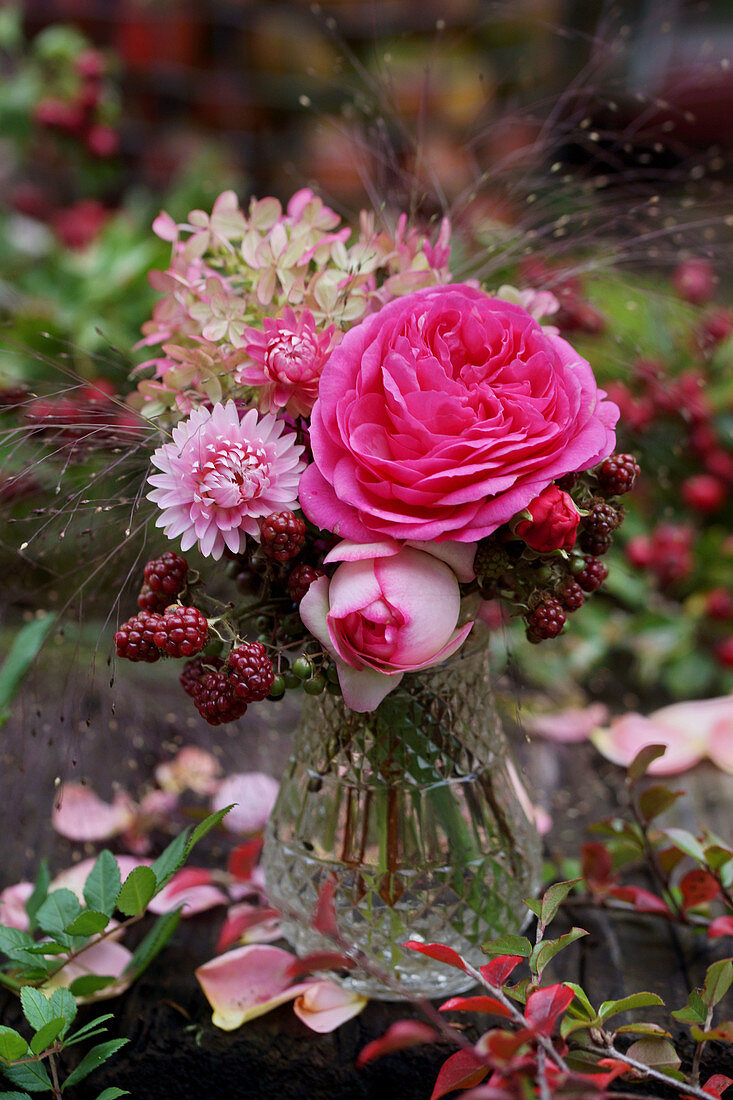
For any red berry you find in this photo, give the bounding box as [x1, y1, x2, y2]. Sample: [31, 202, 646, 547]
[143, 551, 188, 597]
[180, 655, 223, 696]
[153, 606, 208, 658]
[576, 557, 608, 593]
[714, 637, 733, 669]
[75, 49, 106, 82]
[33, 97, 84, 134]
[673, 258, 716, 304]
[598, 453, 640, 497]
[258, 511, 306, 563]
[697, 308, 733, 354]
[192, 671, 248, 725]
[705, 589, 733, 621]
[137, 581, 169, 614]
[526, 598, 566, 641]
[85, 125, 119, 159]
[559, 581, 585, 611]
[114, 611, 165, 662]
[228, 642, 275, 702]
[682, 474, 726, 513]
[288, 563, 324, 603]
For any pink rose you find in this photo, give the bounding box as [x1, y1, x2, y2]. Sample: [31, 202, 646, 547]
[300, 543, 473, 711]
[299, 284, 618, 543]
[514, 485, 579, 552]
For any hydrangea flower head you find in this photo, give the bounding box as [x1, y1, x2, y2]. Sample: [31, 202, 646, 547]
[236, 309, 338, 417]
[148, 401, 305, 559]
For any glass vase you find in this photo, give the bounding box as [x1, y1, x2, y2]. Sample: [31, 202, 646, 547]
[262, 641, 541, 999]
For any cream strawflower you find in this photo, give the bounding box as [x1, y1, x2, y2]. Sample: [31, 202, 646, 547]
[147, 400, 305, 559]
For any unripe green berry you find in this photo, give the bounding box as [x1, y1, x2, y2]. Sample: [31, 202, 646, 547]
[303, 675, 326, 695]
[268, 674, 286, 699]
[293, 655, 314, 680]
[283, 671, 301, 690]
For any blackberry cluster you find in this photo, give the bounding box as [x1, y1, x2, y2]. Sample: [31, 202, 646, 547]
[153, 607, 209, 658]
[138, 552, 189, 612]
[575, 557, 608, 592]
[598, 453, 640, 497]
[578, 501, 623, 557]
[180, 655, 223, 697]
[526, 598, 566, 641]
[228, 642, 275, 702]
[114, 611, 164, 663]
[559, 581, 585, 611]
[259, 511, 307, 563]
[288, 563, 324, 604]
[192, 670, 249, 726]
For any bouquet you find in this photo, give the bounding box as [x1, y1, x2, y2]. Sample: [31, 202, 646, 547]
[113, 188, 636, 723]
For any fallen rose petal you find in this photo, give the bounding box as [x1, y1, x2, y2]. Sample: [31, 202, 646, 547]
[52, 855, 145, 900]
[42, 937, 133, 1001]
[196, 944, 312, 1030]
[155, 745, 222, 795]
[592, 714, 706, 775]
[215, 903, 282, 953]
[527, 703, 609, 743]
[52, 783, 135, 841]
[708, 715, 733, 774]
[148, 868, 228, 916]
[212, 773, 280, 834]
[0, 882, 33, 931]
[293, 980, 367, 1032]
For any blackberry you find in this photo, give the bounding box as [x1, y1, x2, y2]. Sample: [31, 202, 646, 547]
[598, 454, 640, 497]
[137, 581, 170, 614]
[576, 557, 608, 593]
[555, 472, 578, 493]
[143, 551, 188, 597]
[192, 671, 248, 725]
[228, 642, 275, 702]
[579, 502, 621, 556]
[258, 511, 306, 563]
[579, 530, 613, 556]
[559, 581, 585, 611]
[288, 564, 324, 603]
[114, 611, 164, 663]
[153, 606, 209, 658]
[525, 598, 566, 641]
[180, 655, 223, 697]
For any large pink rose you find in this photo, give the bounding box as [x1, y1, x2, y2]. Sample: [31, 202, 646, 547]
[299, 284, 618, 543]
[300, 543, 473, 711]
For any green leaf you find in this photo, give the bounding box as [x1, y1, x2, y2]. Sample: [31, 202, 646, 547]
[186, 806, 232, 856]
[481, 934, 532, 958]
[95, 1090, 129, 1099]
[690, 1022, 733, 1042]
[47, 990, 76, 1033]
[615, 1023, 672, 1038]
[638, 785, 684, 823]
[0, 615, 55, 722]
[671, 989, 707, 1024]
[29, 1018, 66, 1055]
[701, 958, 733, 1008]
[61, 1039, 128, 1090]
[625, 1036, 681, 1072]
[628, 744, 667, 783]
[524, 898, 542, 918]
[563, 983, 596, 1019]
[539, 880, 581, 929]
[1, 1059, 53, 1093]
[65, 911, 109, 937]
[25, 862, 50, 930]
[0, 1028, 28, 1063]
[64, 1015, 114, 1047]
[531, 927, 588, 977]
[116, 867, 156, 917]
[68, 975, 116, 998]
[598, 992, 665, 1022]
[0, 1091, 33, 1099]
[123, 909, 181, 979]
[83, 852, 121, 919]
[19, 988, 55, 1032]
[35, 890, 82, 942]
[663, 829, 706, 863]
[149, 831, 190, 894]
[0, 928, 41, 968]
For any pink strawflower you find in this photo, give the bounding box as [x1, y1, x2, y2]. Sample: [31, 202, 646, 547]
[236, 309, 338, 417]
[148, 401, 305, 559]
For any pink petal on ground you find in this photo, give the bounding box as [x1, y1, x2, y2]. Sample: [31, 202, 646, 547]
[212, 773, 280, 834]
[592, 713, 707, 775]
[147, 868, 228, 916]
[215, 903, 282, 953]
[52, 783, 135, 842]
[51, 855, 145, 900]
[707, 714, 733, 774]
[292, 980, 367, 1033]
[43, 938, 133, 1001]
[195, 944, 312, 1030]
[155, 746, 222, 795]
[527, 703, 610, 744]
[0, 883, 33, 931]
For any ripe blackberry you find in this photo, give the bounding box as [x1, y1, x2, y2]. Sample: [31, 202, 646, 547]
[228, 642, 275, 702]
[192, 671, 248, 725]
[143, 551, 188, 597]
[555, 472, 578, 493]
[579, 502, 621, 555]
[114, 611, 164, 663]
[137, 581, 170, 614]
[288, 564, 324, 603]
[180, 655, 223, 697]
[525, 598, 566, 641]
[258, 511, 307, 563]
[559, 581, 585, 611]
[576, 557, 608, 593]
[598, 454, 640, 497]
[153, 606, 209, 658]
[579, 530, 613, 556]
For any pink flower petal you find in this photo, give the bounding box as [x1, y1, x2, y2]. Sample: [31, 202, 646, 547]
[51, 855, 145, 900]
[52, 783, 135, 842]
[708, 714, 733, 773]
[527, 703, 609, 744]
[292, 980, 367, 1033]
[155, 746, 222, 795]
[43, 939, 133, 1001]
[212, 773, 280, 834]
[147, 868, 228, 916]
[0, 883, 33, 931]
[196, 944, 312, 1030]
[592, 714, 706, 775]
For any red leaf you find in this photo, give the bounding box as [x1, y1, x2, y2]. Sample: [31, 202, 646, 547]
[680, 869, 720, 910]
[479, 955, 523, 987]
[356, 1020, 438, 1067]
[577, 1058, 631, 1086]
[608, 885, 671, 915]
[403, 941, 467, 971]
[227, 837, 263, 881]
[476, 1027, 531, 1063]
[430, 1049, 488, 1100]
[702, 1075, 733, 1099]
[709, 916, 733, 940]
[286, 951, 355, 978]
[312, 877, 338, 937]
[581, 841, 614, 891]
[439, 995, 511, 1018]
[525, 984, 575, 1035]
